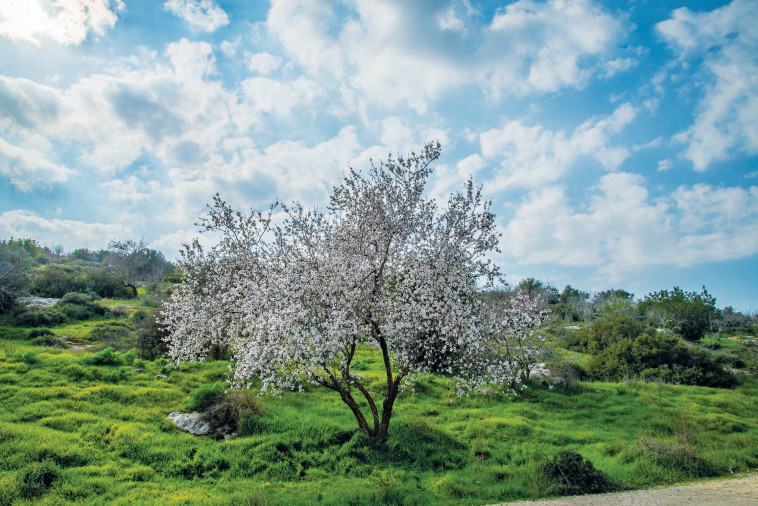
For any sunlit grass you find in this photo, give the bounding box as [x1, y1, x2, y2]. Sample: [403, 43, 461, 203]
[0, 327, 756, 504]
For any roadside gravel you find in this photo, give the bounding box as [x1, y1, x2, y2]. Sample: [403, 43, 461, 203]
[502, 472, 758, 505]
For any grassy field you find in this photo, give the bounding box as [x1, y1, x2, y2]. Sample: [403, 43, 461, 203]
[0, 320, 756, 505]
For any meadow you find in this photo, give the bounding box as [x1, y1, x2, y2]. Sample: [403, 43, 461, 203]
[0, 311, 756, 505]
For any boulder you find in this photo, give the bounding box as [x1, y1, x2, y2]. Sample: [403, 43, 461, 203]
[549, 377, 568, 389]
[167, 411, 211, 435]
[531, 363, 552, 378]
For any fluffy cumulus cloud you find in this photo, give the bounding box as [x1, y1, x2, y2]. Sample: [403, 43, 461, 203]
[657, 0, 758, 170]
[501, 176, 758, 282]
[266, 0, 627, 111]
[0, 210, 131, 250]
[0, 0, 123, 46]
[164, 0, 229, 33]
[480, 103, 636, 191]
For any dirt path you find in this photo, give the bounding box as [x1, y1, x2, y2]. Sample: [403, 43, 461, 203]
[502, 472, 758, 505]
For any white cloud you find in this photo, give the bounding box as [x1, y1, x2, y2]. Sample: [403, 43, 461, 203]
[480, 103, 636, 191]
[266, 0, 627, 112]
[501, 176, 758, 282]
[246, 52, 282, 75]
[0, 210, 131, 250]
[0, 0, 123, 46]
[164, 0, 229, 33]
[0, 138, 74, 190]
[657, 0, 758, 170]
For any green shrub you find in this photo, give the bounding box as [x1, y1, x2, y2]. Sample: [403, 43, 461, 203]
[31, 265, 87, 298]
[56, 292, 107, 321]
[540, 451, 616, 496]
[82, 347, 122, 366]
[27, 328, 54, 339]
[575, 316, 737, 388]
[135, 313, 169, 360]
[185, 382, 226, 412]
[202, 390, 264, 435]
[89, 321, 135, 349]
[32, 334, 69, 348]
[12, 307, 67, 327]
[20, 461, 61, 498]
[639, 287, 719, 341]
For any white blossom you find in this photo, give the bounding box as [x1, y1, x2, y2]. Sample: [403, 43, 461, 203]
[162, 142, 529, 443]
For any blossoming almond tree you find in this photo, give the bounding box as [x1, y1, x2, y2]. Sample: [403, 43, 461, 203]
[493, 290, 550, 388]
[163, 142, 510, 444]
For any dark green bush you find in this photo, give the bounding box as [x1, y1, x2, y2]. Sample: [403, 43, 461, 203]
[202, 390, 264, 435]
[32, 334, 68, 348]
[31, 266, 87, 298]
[540, 451, 616, 496]
[27, 327, 54, 339]
[89, 321, 135, 349]
[82, 347, 122, 366]
[639, 287, 719, 341]
[185, 382, 227, 412]
[12, 307, 67, 327]
[20, 461, 61, 498]
[55, 292, 107, 321]
[574, 317, 737, 388]
[135, 312, 169, 360]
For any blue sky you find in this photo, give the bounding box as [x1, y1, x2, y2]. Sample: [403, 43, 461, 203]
[1, 0, 756, 310]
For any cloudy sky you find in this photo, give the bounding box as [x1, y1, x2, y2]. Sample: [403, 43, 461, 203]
[1, 0, 757, 309]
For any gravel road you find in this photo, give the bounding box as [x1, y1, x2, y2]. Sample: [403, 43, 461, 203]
[502, 472, 758, 505]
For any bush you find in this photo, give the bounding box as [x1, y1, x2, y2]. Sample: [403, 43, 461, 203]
[136, 314, 169, 360]
[12, 307, 67, 327]
[82, 347, 122, 366]
[27, 328, 54, 340]
[540, 451, 616, 496]
[202, 390, 264, 435]
[32, 334, 68, 348]
[185, 382, 227, 412]
[574, 317, 737, 388]
[639, 287, 719, 341]
[20, 461, 61, 498]
[89, 322, 135, 349]
[56, 292, 107, 321]
[31, 266, 87, 298]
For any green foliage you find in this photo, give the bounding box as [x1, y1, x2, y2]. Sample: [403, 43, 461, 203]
[574, 317, 738, 387]
[20, 461, 61, 498]
[82, 347, 123, 366]
[56, 292, 108, 321]
[12, 307, 67, 327]
[540, 451, 616, 496]
[185, 382, 227, 412]
[89, 321, 135, 349]
[27, 327, 54, 340]
[135, 312, 169, 360]
[31, 265, 88, 298]
[640, 286, 719, 341]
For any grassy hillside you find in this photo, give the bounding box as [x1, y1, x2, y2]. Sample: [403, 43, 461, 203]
[0, 321, 756, 505]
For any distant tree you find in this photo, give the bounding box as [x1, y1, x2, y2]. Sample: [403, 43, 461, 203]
[163, 143, 512, 444]
[591, 289, 633, 308]
[555, 285, 591, 322]
[517, 278, 559, 304]
[0, 247, 28, 312]
[106, 239, 171, 297]
[640, 287, 719, 341]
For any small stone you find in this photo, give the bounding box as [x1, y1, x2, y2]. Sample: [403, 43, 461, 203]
[155, 374, 168, 379]
[167, 411, 211, 435]
[134, 368, 145, 372]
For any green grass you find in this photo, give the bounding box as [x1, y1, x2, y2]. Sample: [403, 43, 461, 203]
[0, 328, 756, 504]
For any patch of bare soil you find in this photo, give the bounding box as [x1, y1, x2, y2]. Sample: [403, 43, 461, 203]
[501, 472, 758, 505]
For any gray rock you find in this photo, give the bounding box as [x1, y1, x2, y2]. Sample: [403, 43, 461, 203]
[155, 374, 168, 379]
[17, 297, 60, 307]
[531, 362, 552, 378]
[549, 377, 567, 389]
[167, 411, 211, 435]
